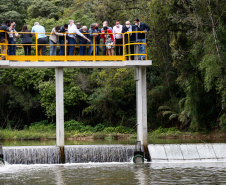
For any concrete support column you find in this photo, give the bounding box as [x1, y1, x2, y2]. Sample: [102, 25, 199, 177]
[135, 66, 149, 161]
[55, 67, 64, 147]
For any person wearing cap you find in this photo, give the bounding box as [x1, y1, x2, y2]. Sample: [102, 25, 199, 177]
[31, 22, 47, 55]
[68, 20, 90, 55]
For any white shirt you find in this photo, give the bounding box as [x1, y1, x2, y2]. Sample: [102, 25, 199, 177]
[68, 24, 83, 38]
[113, 25, 122, 39]
[8, 29, 18, 41]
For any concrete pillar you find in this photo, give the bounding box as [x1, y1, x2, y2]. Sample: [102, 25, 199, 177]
[135, 66, 149, 161]
[55, 67, 64, 147]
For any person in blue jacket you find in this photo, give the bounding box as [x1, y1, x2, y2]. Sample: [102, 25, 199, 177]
[133, 18, 150, 60]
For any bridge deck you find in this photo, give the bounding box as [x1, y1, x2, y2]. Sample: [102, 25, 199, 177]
[0, 60, 152, 68]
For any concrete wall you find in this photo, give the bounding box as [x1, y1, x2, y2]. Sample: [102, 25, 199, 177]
[149, 144, 226, 162]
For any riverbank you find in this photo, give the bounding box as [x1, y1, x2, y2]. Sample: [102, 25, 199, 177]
[0, 128, 226, 142]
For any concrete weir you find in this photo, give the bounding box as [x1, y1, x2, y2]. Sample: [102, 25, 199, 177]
[3, 145, 135, 164]
[149, 144, 226, 162]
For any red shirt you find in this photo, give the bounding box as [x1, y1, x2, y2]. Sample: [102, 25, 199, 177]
[101, 29, 115, 44]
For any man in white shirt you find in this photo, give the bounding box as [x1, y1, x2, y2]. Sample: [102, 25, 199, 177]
[68, 20, 90, 55]
[113, 20, 123, 55]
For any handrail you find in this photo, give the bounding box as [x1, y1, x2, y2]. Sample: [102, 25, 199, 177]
[0, 30, 147, 61]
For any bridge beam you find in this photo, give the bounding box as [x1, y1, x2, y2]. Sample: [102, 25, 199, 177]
[135, 66, 150, 161]
[55, 67, 64, 147]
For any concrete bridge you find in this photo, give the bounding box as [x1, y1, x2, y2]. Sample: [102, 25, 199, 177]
[0, 59, 152, 161]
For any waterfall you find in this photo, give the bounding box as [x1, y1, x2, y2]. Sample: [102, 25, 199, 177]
[3, 145, 134, 164]
[148, 144, 226, 162]
[3, 146, 60, 164]
[65, 145, 134, 163]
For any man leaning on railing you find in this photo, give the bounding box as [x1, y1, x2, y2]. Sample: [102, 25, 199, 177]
[0, 20, 14, 60]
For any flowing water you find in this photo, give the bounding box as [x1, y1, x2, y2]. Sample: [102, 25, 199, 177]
[1, 162, 226, 184]
[1, 139, 226, 184]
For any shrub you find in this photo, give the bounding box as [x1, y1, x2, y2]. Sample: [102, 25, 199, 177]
[94, 124, 105, 132]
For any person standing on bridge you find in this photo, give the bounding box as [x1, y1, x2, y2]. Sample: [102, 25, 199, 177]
[88, 23, 99, 55]
[113, 20, 123, 56]
[133, 18, 150, 60]
[58, 24, 68, 56]
[122, 21, 135, 60]
[8, 21, 18, 56]
[0, 20, 14, 60]
[101, 21, 113, 55]
[31, 22, 47, 55]
[101, 26, 114, 56]
[68, 20, 90, 55]
[49, 26, 65, 56]
[76, 26, 89, 55]
[21, 25, 33, 55]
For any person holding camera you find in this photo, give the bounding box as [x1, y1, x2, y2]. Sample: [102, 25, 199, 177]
[8, 21, 18, 55]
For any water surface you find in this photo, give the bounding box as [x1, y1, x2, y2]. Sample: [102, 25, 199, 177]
[0, 162, 226, 184]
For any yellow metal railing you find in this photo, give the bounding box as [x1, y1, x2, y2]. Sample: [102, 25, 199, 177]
[0, 30, 147, 61]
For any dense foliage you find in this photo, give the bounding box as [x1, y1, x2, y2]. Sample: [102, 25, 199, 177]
[0, 0, 225, 132]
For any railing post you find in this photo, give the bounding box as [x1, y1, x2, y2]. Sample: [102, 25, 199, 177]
[36, 33, 38, 61]
[5, 31, 7, 60]
[122, 33, 125, 61]
[128, 33, 131, 61]
[64, 34, 67, 61]
[93, 36, 95, 61]
[145, 32, 147, 60]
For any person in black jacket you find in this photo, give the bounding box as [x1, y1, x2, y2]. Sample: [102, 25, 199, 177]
[0, 20, 14, 60]
[59, 24, 68, 55]
[95, 23, 101, 55]
[122, 21, 135, 60]
[133, 18, 150, 60]
[76, 26, 89, 55]
[21, 25, 32, 55]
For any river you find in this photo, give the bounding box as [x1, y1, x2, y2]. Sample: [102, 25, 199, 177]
[1, 162, 226, 184]
[1, 138, 226, 184]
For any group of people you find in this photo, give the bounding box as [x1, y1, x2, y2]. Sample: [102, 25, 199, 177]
[0, 18, 149, 60]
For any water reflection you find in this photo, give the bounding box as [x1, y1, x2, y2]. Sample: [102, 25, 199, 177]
[54, 166, 65, 185]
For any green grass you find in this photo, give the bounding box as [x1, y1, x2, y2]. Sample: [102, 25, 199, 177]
[0, 120, 135, 141]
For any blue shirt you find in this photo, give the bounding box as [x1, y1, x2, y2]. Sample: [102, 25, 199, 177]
[31, 25, 47, 39]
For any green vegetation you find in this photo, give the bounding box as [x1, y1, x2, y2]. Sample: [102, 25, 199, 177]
[0, 0, 225, 135]
[0, 120, 135, 140]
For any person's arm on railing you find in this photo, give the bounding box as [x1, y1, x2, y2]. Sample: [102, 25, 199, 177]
[75, 27, 90, 42]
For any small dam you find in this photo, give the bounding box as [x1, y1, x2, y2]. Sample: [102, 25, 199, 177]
[2, 143, 226, 164]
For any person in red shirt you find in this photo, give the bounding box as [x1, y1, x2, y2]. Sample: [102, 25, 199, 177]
[101, 26, 115, 56]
